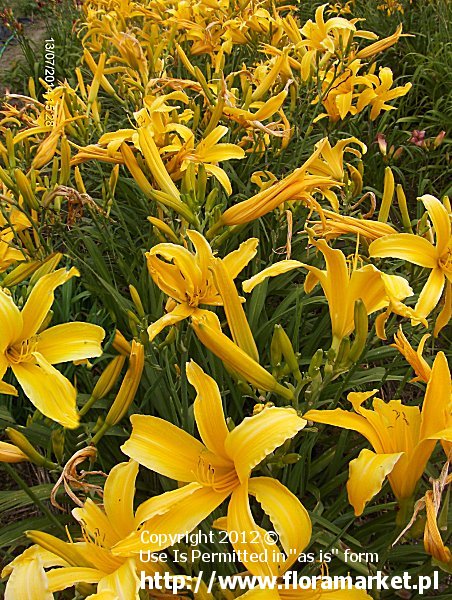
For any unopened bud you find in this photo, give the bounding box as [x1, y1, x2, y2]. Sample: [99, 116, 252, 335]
[105, 340, 144, 427]
[348, 299, 368, 363]
[5, 428, 57, 468]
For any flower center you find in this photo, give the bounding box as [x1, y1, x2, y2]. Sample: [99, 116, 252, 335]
[5, 338, 38, 364]
[195, 454, 239, 494]
[439, 248, 451, 274]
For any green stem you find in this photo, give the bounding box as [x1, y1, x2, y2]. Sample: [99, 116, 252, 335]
[2, 463, 66, 534]
[91, 421, 110, 445]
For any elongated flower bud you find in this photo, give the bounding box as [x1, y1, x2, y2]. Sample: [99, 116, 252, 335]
[5, 428, 57, 468]
[378, 166, 394, 223]
[348, 299, 369, 364]
[112, 329, 132, 355]
[15, 169, 39, 211]
[105, 341, 144, 427]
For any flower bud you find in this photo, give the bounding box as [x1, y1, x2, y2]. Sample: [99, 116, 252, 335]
[105, 340, 144, 427]
[5, 428, 57, 468]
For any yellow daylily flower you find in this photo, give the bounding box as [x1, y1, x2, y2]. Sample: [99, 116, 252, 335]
[0, 440, 28, 463]
[369, 194, 452, 321]
[391, 327, 432, 383]
[146, 230, 257, 344]
[114, 361, 307, 563]
[0, 268, 105, 428]
[310, 209, 397, 241]
[217, 139, 340, 227]
[163, 124, 245, 195]
[2, 461, 162, 599]
[243, 239, 415, 351]
[304, 352, 452, 515]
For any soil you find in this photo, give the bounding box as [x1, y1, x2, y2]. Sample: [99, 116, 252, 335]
[0, 17, 47, 96]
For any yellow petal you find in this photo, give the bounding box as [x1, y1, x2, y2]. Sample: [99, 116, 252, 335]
[96, 559, 139, 598]
[121, 415, 205, 482]
[11, 353, 79, 429]
[0, 289, 23, 351]
[242, 261, 303, 294]
[135, 482, 204, 525]
[304, 406, 382, 453]
[73, 498, 119, 548]
[20, 268, 79, 340]
[249, 477, 312, 571]
[347, 449, 403, 516]
[138, 127, 181, 200]
[424, 490, 452, 565]
[148, 303, 194, 341]
[369, 234, 437, 268]
[223, 239, 259, 279]
[113, 484, 229, 555]
[186, 361, 230, 460]
[211, 258, 259, 361]
[420, 194, 451, 256]
[434, 279, 451, 337]
[227, 481, 279, 576]
[5, 556, 53, 599]
[204, 163, 233, 195]
[36, 323, 104, 364]
[0, 441, 28, 463]
[225, 407, 306, 483]
[47, 567, 104, 592]
[420, 352, 451, 440]
[103, 460, 139, 540]
[415, 268, 445, 319]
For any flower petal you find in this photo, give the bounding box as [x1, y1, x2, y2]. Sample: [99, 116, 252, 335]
[36, 323, 104, 364]
[225, 407, 306, 483]
[20, 268, 79, 340]
[5, 555, 53, 599]
[420, 194, 451, 257]
[227, 481, 280, 576]
[304, 406, 382, 453]
[113, 484, 229, 555]
[148, 303, 194, 341]
[242, 261, 303, 293]
[103, 460, 139, 540]
[96, 559, 139, 598]
[347, 449, 403, 516]
[0, 289, 23, 352]
[11, 353, 79, 429]
[249, 477, 312, 571]
[186, 361, 230, 460]
[0, 441, 28, 463]
[223, 239, 259, 279]
[47, 567, 104, 592]
[415, 268, 445, 319]
[420, 351, 451, 440]
[369, 234, 437, 268]
[121, 415, 206, 482]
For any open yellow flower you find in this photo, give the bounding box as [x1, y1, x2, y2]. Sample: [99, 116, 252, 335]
[163, 124, 245, 195]
[114, 361, 307, 565]
[310, 209, 397, 241]
[304, 352, 452, 515]
[146, 230, 258, 343]
[243, 239, 415, 351]
[369, 194, 452, 322]
[2, 460, 163, 599]
[391, 327, 432, 383]
[216, 139, 340, 227]
[0, 268, 105, 428]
